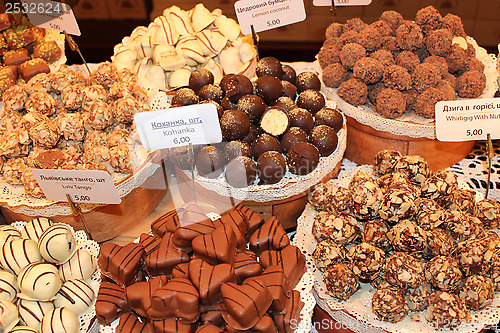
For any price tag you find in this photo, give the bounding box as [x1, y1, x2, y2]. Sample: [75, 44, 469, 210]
[435, 98, 500, 142]
[313, 0, 372, 6]
[20, 0, 81, 36]
[32, 169, 121, 204]
[134, 103, 222, 150]
[234, 0, 306, 35]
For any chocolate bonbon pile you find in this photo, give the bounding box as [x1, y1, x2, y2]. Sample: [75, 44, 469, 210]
[97, 204, 306, 332]
[309, 149, 500, 328]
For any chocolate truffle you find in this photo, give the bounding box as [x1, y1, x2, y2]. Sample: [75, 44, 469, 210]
[281, 127, 308, 154]
[195, 146, 225, 178]
[380, 10, 404, 31]
[322, 63, 349, 88]
[383, 65, 412, 91]
[296, 89, 326, 115]
[375, 88, 406, 119]
[415, 5, 443, 33]
[260, 107, 289, 136]
[286, 142, 320, 175]
[171, 88, 199, 106]
[457, 70, 486, 98]
[220, 110, 250, 141]
[425, 256, 462, 292]
[281, 80, 297, 100]
[287, 108, 314, 133]
[347, 242, 385, 281]
[372, 287, 408, 323]
[309, 125, 338, 156]
[357, 26, 382, 51]
[339, 43, 367, 69]
[252, 133, 282, 160]
[220, 96, 237, 110]
[412, 63, 441, 93]
[273, 96, 297, 113]
[395, 51, 421, 73]
[295, 72, 321, 92]
[17, 262, 61, 301]
[255, 75, 283, 104]
[353, 57, 384, 84]
[225, 156, 257, 188]
[189, 68, 214, 94]
[223, 141, 252, 161]
[281, 64, 296, 83]
[220, 74, 253, 103]
[257, 151, 286, 184]
[38, 224, 77, 264]
[256, 56, 283, 78]
[425, 291, 467, 328]
[323, 262, 360, 300]
[373, 149, 402, 175]
[237, 94, 266, 123]
[242, 124, 259, 145]
[395, 21, 424, 51]
[414, 87, 446, 119]
[384, 252, 424, 289]
[459, 275, 494, 310]
[337, 79, 368, 106]
[198, 84, 224, 104]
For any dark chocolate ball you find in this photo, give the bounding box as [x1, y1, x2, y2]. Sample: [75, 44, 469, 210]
[255, 75, 283, 104]
[296, 89, 326, 115]
[189, 68, 214, 94]
[282, 64, 297, 83]
[252, 133, 282, 160]
[198, 100, 224, 119]
[281, 127, 308, 154]
[168, 145, 201, 170]
[295, 72, 321, 92]
[286, 142, 320, 175]
[260, 106, 289, 136]
[288, 107, 314, 133]
[220, 74, 253, 103]
[273, 96, 297, 113]
[220, 109, 250, 141]
[198, 84, 224, 104]
[309, 125, 338, 156]
[243, 123, 259, 145]
[256, 56, 283, 78]
[237, 94, 266, 123]
[221, 96, 238, 110]
[281, 80, 297, 100]
[315, 107, 344, 132]
[171, 88, 199, 106]
[257, 150, 286, 184]
[225, 156, 257, 188]
[223, 140, 252, 161]
[195, 146, 225, 178]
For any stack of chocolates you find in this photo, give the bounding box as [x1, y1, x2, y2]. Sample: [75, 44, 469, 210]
[168, 56, 345, 188]
[0, 62, 148, 198]
[96, 204, 306, 332]
[0, 12, 64, 96]
[309, 150, 500, 328]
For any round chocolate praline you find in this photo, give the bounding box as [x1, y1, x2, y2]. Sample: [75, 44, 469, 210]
[221, 96, 238, 110]
[315, 107, 344, 132]
[287, 142, 320, 175]
[220, 110, 250, 141]
[260, 107, 289, 136]
[295, 72, 321, 92]
[282, 64, 297, 83]
[252, 133, 282, 160]
[195, 146, 225, 178]
[189, 68, 214, 94]
[171, 88, 199, 106]
[223, 141, 252, 161]
[288, 107, 314, 133]
[274, 96, 297, 113]
[281, 127, 308, 154]
[257, 151, 286, 184]
[255, 75, 283, 104]
[198, 84, 224, 104]
[220, 74, 253, 103]
[281, 80, 297, 100]
[256, 56, 283, 78]
[309, 125, 338, 156]
[297, 89, 326, 115]
[198, 100, 223, 119]
[225, 156, 257, 188]
[243, 123, 259, 145]
[237, 94, 266, 123]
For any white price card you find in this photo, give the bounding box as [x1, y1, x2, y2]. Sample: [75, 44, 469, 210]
[435, 98, 500, 142]
[313, 0, 372, 6]
[134, 103, 222, 150]
[234, 0, 306, 35]
[20, 0, 81, 36]
[32, 169, 121, 204]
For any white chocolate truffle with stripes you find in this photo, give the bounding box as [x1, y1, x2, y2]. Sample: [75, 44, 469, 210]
[21, 217, 53, 243]
[0, 230, 16, 251]
[17, 299, 54, 330]
[59, 249, 97, 282]
[38, 225, 77, 264]
[40, 307, 79, 333]
[0, 299, 19, 332]
[0, 225, 21, 239]
[0, 239, 42, 275]
[54, 279, 95, 316]
[0, 270, 19, 302]
[17, 263, 61, 301]
[10, 326, 38, 333]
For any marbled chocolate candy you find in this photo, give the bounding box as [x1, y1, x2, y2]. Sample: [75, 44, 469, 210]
[188, 258, 235, 305]
[273, 290, 304, 333]
[98, 242, 145, 286]
[192, 223, 237, 265]
[21, 217, 53, 242]
[96, 281, 129, 325]
[126, 275, 168, 318]
[38, 224, 77, 264]
[145, 232, 189, 277]
[249, 216, 290, 255]
[54, 279, 95, 316]
[151, 208, 183, 237]
[17, 262, 61, 301]
[259, 245, 306, 288]
[234, 250, 263, 284]
[0, 238, 42, 274]
[118, 312, 154, 333]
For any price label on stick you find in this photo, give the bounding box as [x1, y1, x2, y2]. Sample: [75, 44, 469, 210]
[20, 0, 81, 36]
[313, 0, 372, 6]
[32, 169, 121, 204]
[234, 0, 306, 35]
[435, 98, 500, 142]
[134, 103, 222, 150]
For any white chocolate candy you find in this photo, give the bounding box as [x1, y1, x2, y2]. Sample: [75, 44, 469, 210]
[176, 35, 206, 67]
[215, 15, 241, 42]
[0, 230, 15, 251]
[0, 299, 19, 332]
[133, 57, 154, 80]
[168, 66, 192, 88]
[219, 46, 245, 74]
[0, 239, 42, 275]
[0, 270, 19, 302]
[40, 308, 79, 333]
[0, 225, 21, 239]
[38, 225, 77, 265]
[189, 3, 214, 33]
[203, 58, 224, 84]
[145, 65, 169, 91]
[153, 44, 186, 71]
[168, 7, 195, 36]
[153, 15, 179, 45]
[113, 46, 137, 72]
[234, 37, 257, 63]
[134, 35, 155, 59]
[196, 29, 228, 57]
[59, 249, 97, 282]
[10, 326, 38, 333]
[17, 263, 61, 301]
[17, 299, 54, 331]
[21, 217, 53, 243]
[54, 279, 95, 316]
[130, 26, 148, 39]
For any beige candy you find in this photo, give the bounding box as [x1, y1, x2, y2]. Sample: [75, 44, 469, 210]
[176, 35, 206, 67]
[134, 57, 154, 80]
[153, 15, 179, 45]
[40, 308, 79, 333]
[203, 58, 224, 84]
[18, 299, 54, 330]
[168, 66, 192, 88]
[0, 239, 42, 275]
[130, 25, 148, 39]
[38, 225, 77, 264]
[17, 262, 61, 301]
[167, 6, 195, 36]
[0, 225, 21, 239]
[134, 35, 155, 59]
[59, 249, 97, 282]
[10, 326, 38, 333]
[0, 230, 16, 250]
[196, 29, 228, 57]
[189, 3, 214, 33]
[54, 279, 95, 316]
[153, 44, 186, 71]
[144, 65, 168, 91]
[215, 15, 241, 42]
[233, 37, 257, 63]
[212, 8, 223, 19]
[219, 46, 245, 74]
[22, 217, 53, 243]
[0, 270, 18, 302]
[0, 300, 18, 332]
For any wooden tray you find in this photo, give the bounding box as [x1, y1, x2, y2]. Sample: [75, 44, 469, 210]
[344, 116, 476, 171]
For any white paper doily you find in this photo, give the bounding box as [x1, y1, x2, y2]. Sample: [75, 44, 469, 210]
[294, 165, 500, 333]
[9, 221, 101, 333]
[319, 36, 500, 139]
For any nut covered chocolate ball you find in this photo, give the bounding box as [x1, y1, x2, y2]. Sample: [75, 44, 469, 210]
[315, 107, 344, 132]
[257, 150, 286, 184]
[171, 88, 199, 106]
[255, 75, 283, 104]
[237, 94, 266, 123]
[286, 142, 320, 175]
[220, 110, 250, 141]
[195, 146, 225, 178]
[189, 68, 214, 93]
[309, 125, 338, 156]
[225, 156, 257, 188]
